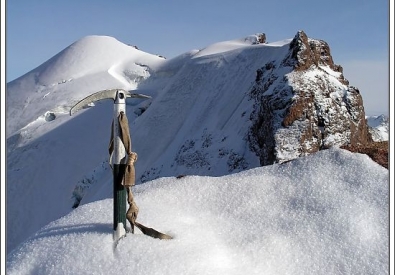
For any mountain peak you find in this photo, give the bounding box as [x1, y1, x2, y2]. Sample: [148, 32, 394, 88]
[32, 35, 160, 85]
[6, 31, 387, 252]
[284, 31, 347, 84]
[6, 35, 164, 136]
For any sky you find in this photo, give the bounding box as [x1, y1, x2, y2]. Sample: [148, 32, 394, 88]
[4, 0, 391, 115]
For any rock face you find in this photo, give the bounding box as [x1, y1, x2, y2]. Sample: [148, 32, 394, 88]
[248, 30, 372, 165]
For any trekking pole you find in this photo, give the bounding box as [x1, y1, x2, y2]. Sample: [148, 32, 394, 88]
[70, 89, 151, 241]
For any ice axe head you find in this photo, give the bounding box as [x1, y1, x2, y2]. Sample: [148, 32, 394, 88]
[69, 89, 151, 116]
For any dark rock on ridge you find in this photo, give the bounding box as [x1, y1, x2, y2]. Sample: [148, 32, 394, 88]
[248, 30, 372, 165]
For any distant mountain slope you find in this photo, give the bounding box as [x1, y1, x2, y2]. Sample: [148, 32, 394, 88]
[6, 31, 388, 253]
[366, 115, 389, 141]
[6, 35, 166, 137]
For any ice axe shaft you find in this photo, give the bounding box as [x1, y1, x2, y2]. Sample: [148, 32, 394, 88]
[70, 89, 151, 241]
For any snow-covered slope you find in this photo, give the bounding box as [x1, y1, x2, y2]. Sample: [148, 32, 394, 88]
[6, 35, 166, 137]
[366, 115, 389, 141]
[6, 34, 277, 251]
[7, 149, 389, 275]
[6, 33, 388, 255]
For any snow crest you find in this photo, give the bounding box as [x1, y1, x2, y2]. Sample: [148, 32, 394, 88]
[7, 149, 388, 275]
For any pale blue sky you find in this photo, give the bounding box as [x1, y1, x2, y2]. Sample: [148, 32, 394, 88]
[5, 0, 390, 115]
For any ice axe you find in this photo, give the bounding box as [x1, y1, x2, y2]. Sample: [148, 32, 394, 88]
[69, 88, 151, 116]
[70, 89, 151, 241]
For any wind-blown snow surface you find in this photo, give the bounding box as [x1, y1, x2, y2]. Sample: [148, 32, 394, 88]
[6, 34, 389, 256]
[7, 149, 388, 275]
[6, 35, 284, 251]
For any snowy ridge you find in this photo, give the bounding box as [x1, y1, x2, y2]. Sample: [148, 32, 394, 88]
[6, 34, 285, 252]
[6, 35, 165, 137]
[6, 32, 389, 271]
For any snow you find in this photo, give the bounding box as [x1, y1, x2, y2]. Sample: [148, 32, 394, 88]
[7, 149, 388, 275]
[6, 35, 166, 137]
[6, 34, 390, 274]
[7, 34, 283, 254]
[191, 34, 270, 58]
[366, 115, 389, 141]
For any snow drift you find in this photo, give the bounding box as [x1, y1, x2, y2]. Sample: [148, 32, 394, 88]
[7, 149, 389, 275]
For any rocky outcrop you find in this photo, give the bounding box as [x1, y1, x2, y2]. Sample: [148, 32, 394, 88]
[248, 30, 372, 165]
[257, 33, 266, 44]
[284, 31, 346, 80]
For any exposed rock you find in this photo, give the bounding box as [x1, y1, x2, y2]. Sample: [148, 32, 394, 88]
[245, 33, 267, 44]
[283, 31, 348, 85]
[257, 33, 266, 44]
[341, 141, 388, 169]
[248, 30, 372, 165]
